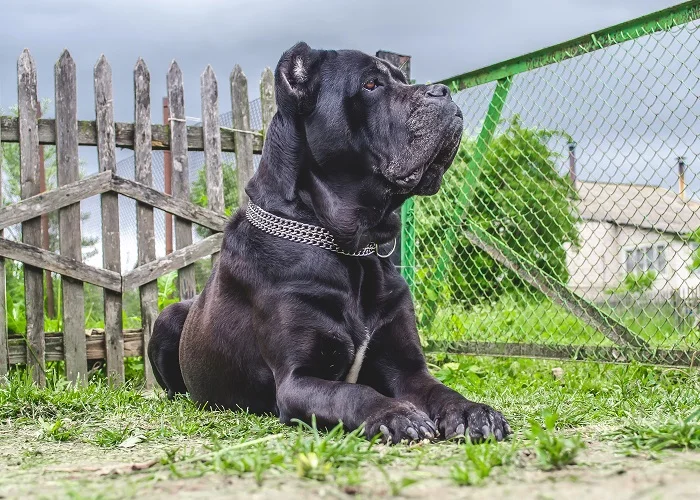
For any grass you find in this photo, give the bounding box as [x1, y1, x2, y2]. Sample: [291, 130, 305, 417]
[422, 293, 700, 349]
[610, 409, 700, 452]
[1, 355, 699, 495]
[450, 437, 516, 485]
[525, 411, 585, 470]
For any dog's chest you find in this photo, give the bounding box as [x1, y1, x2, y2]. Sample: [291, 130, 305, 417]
[338, 260, 399, 384]
[344, 327, 371, 384]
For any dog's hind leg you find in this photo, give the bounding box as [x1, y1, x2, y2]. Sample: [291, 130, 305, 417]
[148, 299, 193, 398]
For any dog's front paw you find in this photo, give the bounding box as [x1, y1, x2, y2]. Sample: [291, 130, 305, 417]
[364, 401, 438, 444]
[436, 400, 511, 442]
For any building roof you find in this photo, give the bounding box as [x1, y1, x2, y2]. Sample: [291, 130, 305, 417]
[576, 181, 700, 234]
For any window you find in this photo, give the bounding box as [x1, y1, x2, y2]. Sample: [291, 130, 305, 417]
[625, 244, 666, 274]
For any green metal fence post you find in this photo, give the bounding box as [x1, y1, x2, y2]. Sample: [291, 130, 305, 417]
[420, 76, 512, 329]
[400, 197, 415, 291]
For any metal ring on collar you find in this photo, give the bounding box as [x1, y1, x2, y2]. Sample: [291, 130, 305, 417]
[375, 238, 397, 259]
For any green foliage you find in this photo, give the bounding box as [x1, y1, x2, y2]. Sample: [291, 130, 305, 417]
[5, 261, 26, 334]
[684, 230, 700, 271]
[2, 100, 99, 334]
[450, 438, 514, 486]
[158, 272, 179, 311]
[2, 355, 700, 493]
[526, 411, 585, 470]
[289, 417, 376, 481]
[606, 270, 657, 295]
[414, 116, 579, 311]
[38, 417, 80, 442]
[611, 408, 700, 452]
[190, 162, 238, 237]
[93, 425, 133, 448]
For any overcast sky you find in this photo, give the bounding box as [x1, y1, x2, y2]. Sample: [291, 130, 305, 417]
[2, 0, 694, 271]
[0, 0, 682, 124]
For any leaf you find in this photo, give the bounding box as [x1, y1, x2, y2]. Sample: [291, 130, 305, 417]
[118, 434, 146, 449]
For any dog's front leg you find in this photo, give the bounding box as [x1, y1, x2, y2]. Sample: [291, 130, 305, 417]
[363, 309, 511, 441]
[274, 373, 437, 443]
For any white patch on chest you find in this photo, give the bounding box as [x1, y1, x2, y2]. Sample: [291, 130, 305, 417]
[345, 329, 371, 384]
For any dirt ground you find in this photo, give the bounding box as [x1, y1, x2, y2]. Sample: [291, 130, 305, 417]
[1, 426, 699, 500]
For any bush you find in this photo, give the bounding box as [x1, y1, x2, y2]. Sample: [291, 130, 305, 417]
[414, 117, 579, 312]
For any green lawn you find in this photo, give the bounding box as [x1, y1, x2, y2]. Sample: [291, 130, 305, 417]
[1, 355, 699, 498]
[422, 295, 700, 349]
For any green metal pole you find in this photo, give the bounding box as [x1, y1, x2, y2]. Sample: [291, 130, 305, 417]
[436, 0, 700, 90]
[420, 76, 512, 330]
[400, 197, 415, 292]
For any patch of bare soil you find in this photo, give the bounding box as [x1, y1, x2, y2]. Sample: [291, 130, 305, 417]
[1, 426, 699, 499]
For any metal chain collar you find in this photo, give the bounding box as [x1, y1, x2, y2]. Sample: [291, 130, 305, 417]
[246, 202, 381, 257]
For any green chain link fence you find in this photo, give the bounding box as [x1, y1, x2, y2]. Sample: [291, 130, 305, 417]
[406, 1, 700, 366]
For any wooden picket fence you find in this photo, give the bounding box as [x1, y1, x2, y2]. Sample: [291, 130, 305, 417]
[0, 49, 276, 387]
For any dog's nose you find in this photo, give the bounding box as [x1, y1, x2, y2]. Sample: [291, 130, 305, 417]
[425, 84, 450, 99]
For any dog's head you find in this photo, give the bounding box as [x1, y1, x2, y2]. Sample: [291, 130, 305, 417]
[248, 42, 463, 250]
[274, 42, 463, 196]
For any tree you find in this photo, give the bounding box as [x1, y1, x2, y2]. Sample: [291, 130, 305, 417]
[190, 161, 238, 237]
[2, 101, 99, 332]
[189, 161, 238, 290]
[1, 104, 98, 258]
[414, 117, 579, 309]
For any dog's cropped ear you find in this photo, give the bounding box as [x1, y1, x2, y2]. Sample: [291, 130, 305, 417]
[275, 42, 323, 116]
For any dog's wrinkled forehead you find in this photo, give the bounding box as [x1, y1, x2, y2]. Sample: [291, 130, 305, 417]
[334, 50, 408, 85]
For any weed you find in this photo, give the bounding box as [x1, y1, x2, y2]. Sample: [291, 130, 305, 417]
[450, 437, 514, 486]
[93, 425, 133, 448]
[38, 418, 79, 442]
[288, 417, 376, 481]
[526, 411, 585, 470]
[611, 408, 700, 452]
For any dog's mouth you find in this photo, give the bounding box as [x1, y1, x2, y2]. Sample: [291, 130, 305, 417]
[389, 115, 463, 194]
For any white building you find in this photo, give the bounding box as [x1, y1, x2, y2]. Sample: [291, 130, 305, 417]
[566, 181, 700, 302]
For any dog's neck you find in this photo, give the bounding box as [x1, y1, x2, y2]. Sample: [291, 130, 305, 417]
[246, 114, 405, 251]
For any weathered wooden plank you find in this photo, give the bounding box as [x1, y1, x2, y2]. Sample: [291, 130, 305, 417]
[8, 329, 144, 364]
[8, 332, 699, 368]
[18, 49, 45, 386]
[56, 50, 87, 384]
[110, 175, 227, 231]
[260, 67, 276, 140]
[0, 171, 112, 230]
[122, 233, 223, 292]
[231, 66, 255, 208]
[0, 170, 224, 236]
[0, 108, 7, 379]
[0, 238, 122, 291]
[167, 62, 196, 301]
[134, 58, 158, 389]
[0, 116, 264, 153]
[201, 65, 225, 267]
[95, 55, 124, 385]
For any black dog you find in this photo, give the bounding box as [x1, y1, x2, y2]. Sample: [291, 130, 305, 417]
[149, 42, 511, 444]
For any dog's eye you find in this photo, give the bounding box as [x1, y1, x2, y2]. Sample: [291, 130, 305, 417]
[363, 79, 378, 91]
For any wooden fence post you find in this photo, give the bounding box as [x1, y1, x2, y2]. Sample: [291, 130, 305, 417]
[134, 58, 158, 389]
[231, 66, 255, 208]
[18, 49, 46, 387]
[0, 104, 7, 379]
[56, 50, 87, 384]
[95, 55, 124, 385]
[167, 62, 196, 300]
[201, 66, 224, 268]
[260, 67, 276, 141]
